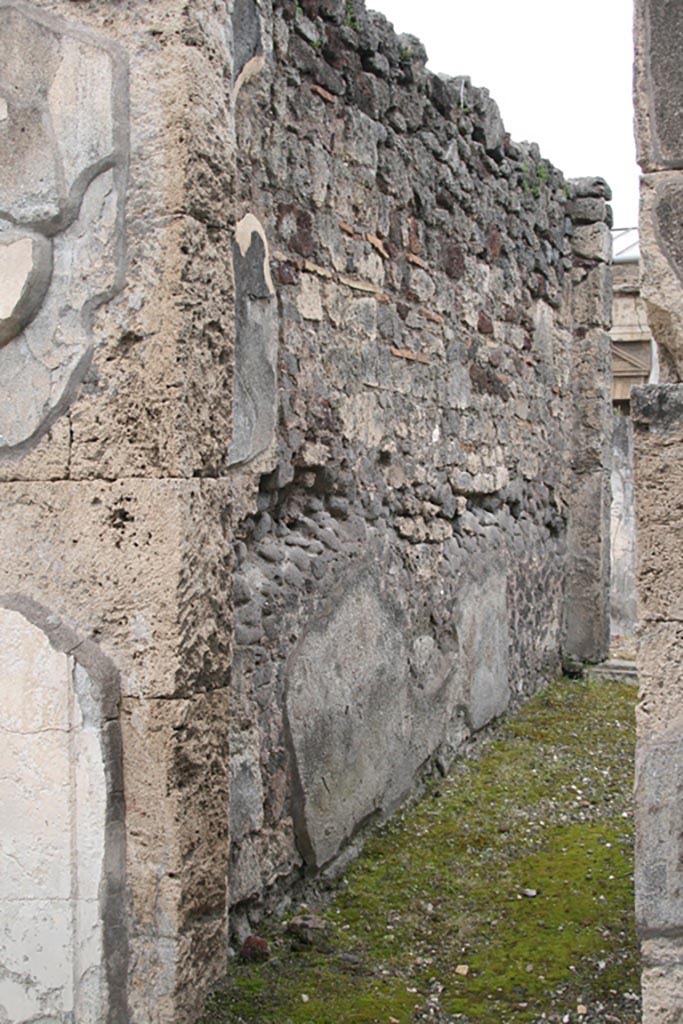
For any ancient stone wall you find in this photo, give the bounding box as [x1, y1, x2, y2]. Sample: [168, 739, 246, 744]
[0, 0, 613, 1020]
[227, 0, 612, 936]
[633, 1, 683, 1021]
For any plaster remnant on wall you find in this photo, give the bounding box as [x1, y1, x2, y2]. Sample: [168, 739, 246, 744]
[232, 0, 264, 100]
[228, 213, 277, 467]
[286, 573, 410, 869]
[458, 572, 510, 732]
[0, 608, 108, 1024]
[0, 1, 127, 456]
[0, 230, 53, 346]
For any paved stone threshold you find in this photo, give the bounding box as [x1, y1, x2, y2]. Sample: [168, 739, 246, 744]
[587, 659, 638, 685]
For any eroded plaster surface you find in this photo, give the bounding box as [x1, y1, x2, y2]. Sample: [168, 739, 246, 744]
[228, 213, 277, 467]
[0, 609, 107, 1023]
[0, 2, 127, 454]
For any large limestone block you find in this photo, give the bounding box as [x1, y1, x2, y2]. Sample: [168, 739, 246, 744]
[635, 0, 683, 171]
[633, 385, 683, 521]
[122, 689, 229, 1024]
[640, 175, 683, 380]
[636, 728, 683, 934]
[0, 0, 237, 478]
[633, 386, 683, 620]
[285, 572, 410, 868]
[638, 621, 683, 732]
[0, 478, 232, 699]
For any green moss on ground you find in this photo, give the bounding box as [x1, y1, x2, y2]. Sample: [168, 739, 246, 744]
[202, 678, 639, 1024]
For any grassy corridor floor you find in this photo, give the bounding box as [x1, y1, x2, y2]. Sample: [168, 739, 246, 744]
[203, 678, 639, 1024]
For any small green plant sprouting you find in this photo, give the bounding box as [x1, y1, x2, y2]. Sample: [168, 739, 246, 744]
[344, 0, 358, 29]
[523, 160, 550, 199]
[399, 45, 413, 64]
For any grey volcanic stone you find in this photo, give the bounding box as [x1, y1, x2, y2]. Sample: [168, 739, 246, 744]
[633, 384, 683, 435]
[639, 0, 683, 167]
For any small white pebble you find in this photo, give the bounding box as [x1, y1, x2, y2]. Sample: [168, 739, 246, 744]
[301, 994, 309, 1003]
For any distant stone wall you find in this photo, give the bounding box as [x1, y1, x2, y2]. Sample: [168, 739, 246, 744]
[634, 1, 683, 1021]
[227, 0, 612, 935]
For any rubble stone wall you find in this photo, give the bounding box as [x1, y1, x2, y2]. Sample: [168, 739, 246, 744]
[634, 1, 683, 1021]
[227, 0, 613, 936]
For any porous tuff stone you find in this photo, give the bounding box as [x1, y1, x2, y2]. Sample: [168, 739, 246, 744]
[0, 1, 237, 1021]
[633, 385, 683, 1023]
[635, 0, 683, 172]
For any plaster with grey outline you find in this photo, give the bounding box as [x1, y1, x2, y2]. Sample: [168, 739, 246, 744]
[0, 1, 128, 455]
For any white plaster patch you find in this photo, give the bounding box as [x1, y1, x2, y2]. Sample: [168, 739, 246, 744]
[0, 97, 7, 122]
[233, 54, 265, 102]
[0, 610, 107, 1023]
[0, 237, 33, 319]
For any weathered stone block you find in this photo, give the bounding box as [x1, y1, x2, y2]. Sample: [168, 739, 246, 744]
[635, 0, 683, 171]
[639, 175, 683, 379]
[636, 730, 683, 934]
[571, 223, 612, 263]
[571, 264, 613, 329]
[122, 689, 229, 1023]
[641, 938, 683, 1024]
[638, 621, 683, 732]
[0, 478, 232, 699]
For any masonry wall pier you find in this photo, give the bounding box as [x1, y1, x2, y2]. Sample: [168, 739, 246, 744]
[633, 1, 683, 1020]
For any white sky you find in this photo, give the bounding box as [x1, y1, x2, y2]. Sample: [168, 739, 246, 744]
[368, 0, 639, 228]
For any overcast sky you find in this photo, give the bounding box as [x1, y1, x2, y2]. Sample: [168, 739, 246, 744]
[368, 0, 639, 228]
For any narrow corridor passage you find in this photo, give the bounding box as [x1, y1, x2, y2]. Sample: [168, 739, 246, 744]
[204, 679, 639, 1024]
